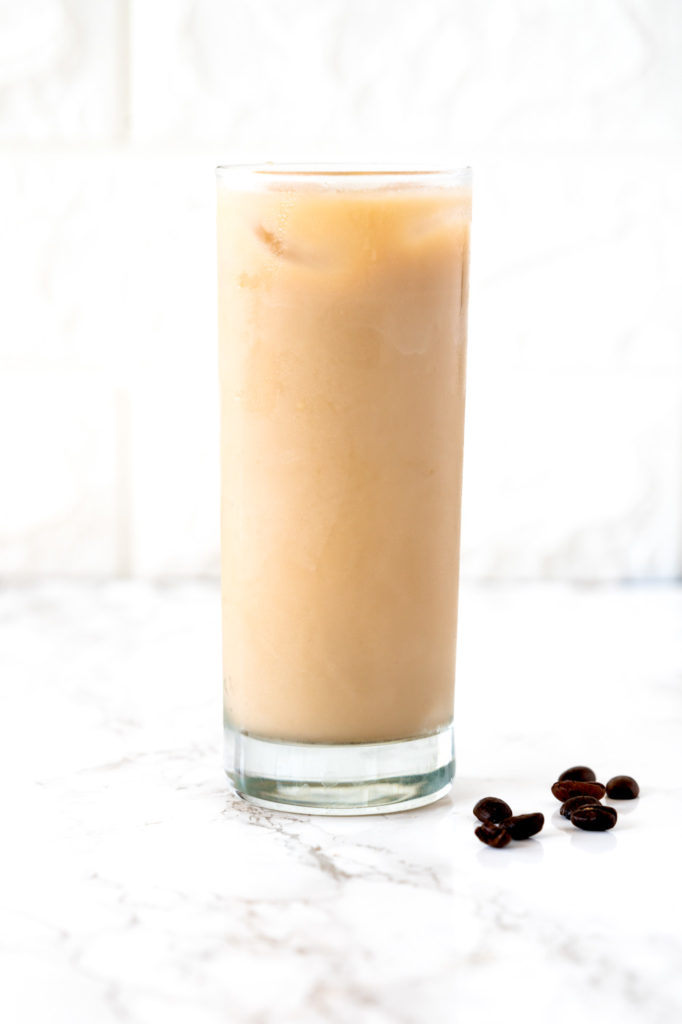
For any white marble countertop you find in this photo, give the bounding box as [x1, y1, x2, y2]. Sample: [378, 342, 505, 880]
[1, 582, 681, 1024]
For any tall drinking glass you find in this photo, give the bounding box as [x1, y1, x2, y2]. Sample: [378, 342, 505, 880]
[217, 166, 472, 813]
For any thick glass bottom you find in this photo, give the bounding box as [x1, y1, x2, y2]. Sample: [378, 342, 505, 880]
[224, 721, 454, 815]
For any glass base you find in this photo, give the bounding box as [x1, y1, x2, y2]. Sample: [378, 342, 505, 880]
[224, 721, 454, 815]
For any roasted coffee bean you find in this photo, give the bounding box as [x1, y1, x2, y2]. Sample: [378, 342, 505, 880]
[570, 804, 617, 831]
[551, 779, 606, 802]
[473, 796, 513, 824]
[503, 812, 544, 840]
[475, 823, 511, 848]
[558, 765, 596, 783]
[559, 794, 602, 818]
[605, 775, 640, 800]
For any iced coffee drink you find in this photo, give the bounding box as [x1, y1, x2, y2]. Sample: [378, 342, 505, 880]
[217, 167, 471, 813]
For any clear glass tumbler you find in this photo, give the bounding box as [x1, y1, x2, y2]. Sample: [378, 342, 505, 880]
[217, 166, 472, 813]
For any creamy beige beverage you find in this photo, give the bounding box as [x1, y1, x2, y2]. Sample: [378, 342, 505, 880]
[218, 171, 470, 746]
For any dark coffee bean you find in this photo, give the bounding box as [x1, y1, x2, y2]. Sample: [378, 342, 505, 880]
[559, 794, 601, 818]
[605, 775, 640, 800]
[551, 780, 606, 802]
[570, 804, 617, 831]
[475, 823, 511, 848]
[558, 765, 596, 783]
[473, 796, 513, 824]
[503, 812, 544, 840]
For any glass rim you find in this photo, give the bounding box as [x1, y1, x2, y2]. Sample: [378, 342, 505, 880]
[215, 163, 472, 188]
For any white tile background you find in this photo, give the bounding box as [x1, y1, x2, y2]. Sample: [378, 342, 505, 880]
[1, 0, 681, 579]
